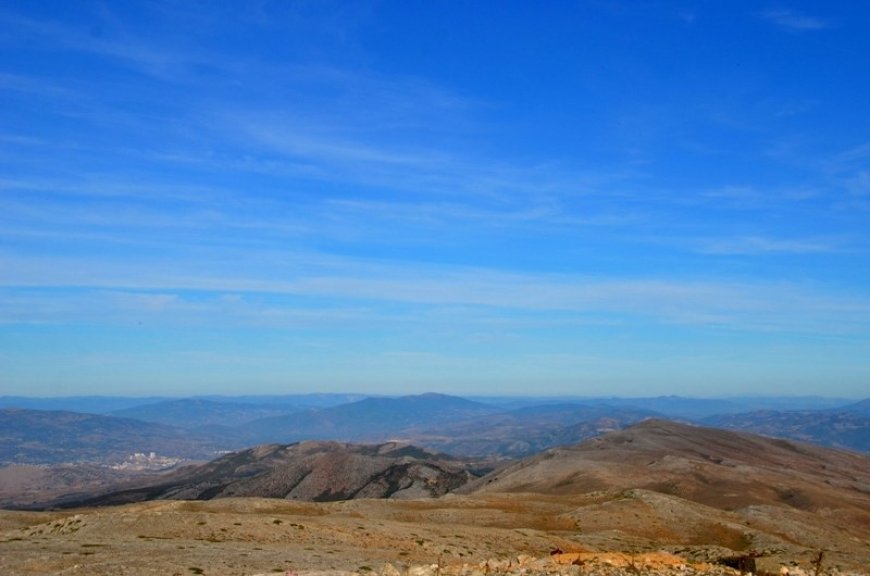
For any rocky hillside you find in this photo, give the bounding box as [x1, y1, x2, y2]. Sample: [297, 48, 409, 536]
[460, 419, 870, 572]
[65, 441, 480, 507]
[463, 419, 869, 507]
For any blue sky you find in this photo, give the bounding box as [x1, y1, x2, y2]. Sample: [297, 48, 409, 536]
[1, 1, 869, 398]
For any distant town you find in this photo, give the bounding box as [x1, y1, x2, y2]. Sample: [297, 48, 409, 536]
[109, 452, 184, 472]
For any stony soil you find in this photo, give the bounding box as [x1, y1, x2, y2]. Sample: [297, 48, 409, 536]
[1, 493, 866, 576]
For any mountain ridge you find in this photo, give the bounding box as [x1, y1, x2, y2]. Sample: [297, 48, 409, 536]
[240, 393, 501, 443]
[462, 419, 870, 510]
[52, 440, 483, 508]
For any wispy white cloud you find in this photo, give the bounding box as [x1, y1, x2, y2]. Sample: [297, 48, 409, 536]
[323, 198, 636, 230]
[0, 133, 44, 146]
[844, 171, 870, 198]
[223, 107, 639, 204]
[699, 235, 840, 255]
[699, 184, 828, 212]
[0, 8, 209, 81]
[702, 185, 767, 208]
[761, 9, 830, 31]
[2, 2, 643, 232]
[0, 72, 79, 98]
[3, 249, 869, 336]
[677, 11, 696, 25]
[774, 100, 817, 118]
[0, 288, 374, 329]
[827, 142, 870, 172]
[243, 120, 443, 169]
[815, 143, 870, 209]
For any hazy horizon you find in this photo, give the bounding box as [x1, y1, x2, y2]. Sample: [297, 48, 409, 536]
[1, 391, 865, 403]
[2, 2, 870, 398]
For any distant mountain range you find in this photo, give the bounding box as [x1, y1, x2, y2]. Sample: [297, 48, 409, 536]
[1, 394, 867, 470]
[239, 393, 502, 444]
[405, 403, 659, 457]
[470, 394, 857, 417]
[703, 402, 870, 452]
[0, 408, 232, 464]
[110, 398, 293, 428]
[0, 393, 365, 415]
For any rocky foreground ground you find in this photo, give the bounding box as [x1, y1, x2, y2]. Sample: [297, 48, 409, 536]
[2, 495, 866, 576]
[252, 551, 854, 576]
